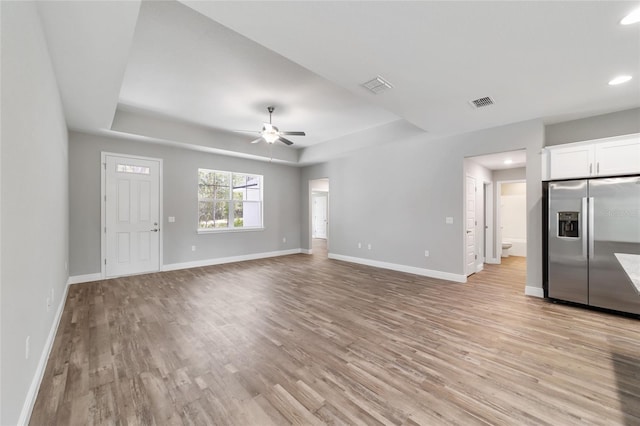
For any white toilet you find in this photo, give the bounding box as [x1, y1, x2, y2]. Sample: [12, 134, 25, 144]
[501, 241, 513, 258]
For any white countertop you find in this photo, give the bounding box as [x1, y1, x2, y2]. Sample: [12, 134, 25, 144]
[615, 253, 640, 295]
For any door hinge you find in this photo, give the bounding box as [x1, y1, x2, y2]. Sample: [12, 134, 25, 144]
[103, 162, 107, 170]
[475, 254, 477, 259]
[104, 259, 107, 265]
[104, 226, 107, 233]
[104, 195, 106, 202]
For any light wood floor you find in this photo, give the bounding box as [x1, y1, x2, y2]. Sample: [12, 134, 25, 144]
[31, 245, 639, 425]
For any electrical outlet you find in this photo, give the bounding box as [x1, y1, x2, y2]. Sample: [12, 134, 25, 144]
[168, 216, 175, 223]
[445, 217, 454, 224]
[191, 245, 196, 252]
[367, 243, 372, 250]
[425, 250, 430, 257]
[358, 242, 362, 249]
[25, 336, 30, 359]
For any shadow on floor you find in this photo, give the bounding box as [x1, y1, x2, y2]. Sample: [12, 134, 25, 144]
[611, 352, 640, 425]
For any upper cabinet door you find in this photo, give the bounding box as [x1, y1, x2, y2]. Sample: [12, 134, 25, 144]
[549, 144, 595, 180]
[595, 136, 640, 177]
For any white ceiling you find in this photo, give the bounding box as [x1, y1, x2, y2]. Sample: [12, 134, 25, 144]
[469, 150, 527, 171]
[118, 1, 400, 148]
[37, 1, 640, 162]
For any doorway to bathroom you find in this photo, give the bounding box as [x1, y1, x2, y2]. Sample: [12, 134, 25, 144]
[464, 150, 527, 281]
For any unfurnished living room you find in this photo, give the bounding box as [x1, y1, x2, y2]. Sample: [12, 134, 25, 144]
[2, 1, 640, 425]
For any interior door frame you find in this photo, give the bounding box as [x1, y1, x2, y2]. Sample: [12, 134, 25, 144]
[496, 179, 526, 263]
[101, 152, 164, 279]
[464, 174, 477, 276]
[312, 192, 328, 239]
[307, 178, 330, 255]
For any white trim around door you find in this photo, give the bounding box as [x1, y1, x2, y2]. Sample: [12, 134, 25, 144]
[101, 152, 163, 279]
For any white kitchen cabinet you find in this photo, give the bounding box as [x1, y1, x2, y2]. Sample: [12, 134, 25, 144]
[545, 133, 640, 181]
[595, 137, 640, 177]
[548, 144, 595, 179]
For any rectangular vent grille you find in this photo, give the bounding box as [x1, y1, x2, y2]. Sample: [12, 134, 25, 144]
[469, 96, 494, 108]
[362, 76, 393, 94]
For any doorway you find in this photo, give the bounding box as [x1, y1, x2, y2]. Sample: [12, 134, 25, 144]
[464, 149, 527, 279]
[101, 153, 163, 278]
[309, 178, 329, 257]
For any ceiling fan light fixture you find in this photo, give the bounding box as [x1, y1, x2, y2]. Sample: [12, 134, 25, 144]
[621, 7, 640, 25]
[263, 132, 279, 144]
[608, 75, 632, 85]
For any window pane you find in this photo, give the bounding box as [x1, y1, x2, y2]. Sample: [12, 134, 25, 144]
[232, 174, 247, 188]
[198, 183, 213, 199]
[246, 175, 261, 190]
[214, 201, 229, 228]
[117, 164, 150, 174]
[234, 201, 261, 228]
[198, 201, 214, 228]
[215, 185, 230, 200]
[247, 188, 261, 201]
[215, 172, 229, 187]
[233, 201, 244, 227]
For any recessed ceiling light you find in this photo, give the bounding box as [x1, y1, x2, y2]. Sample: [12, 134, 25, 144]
[504, 159, 513, 165]
[621, 7, 640, 25]
[608, 75, 632, 86]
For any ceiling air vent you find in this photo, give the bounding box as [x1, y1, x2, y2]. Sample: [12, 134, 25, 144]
[362, 76, 393, 94]
[469, 96, 495, 108]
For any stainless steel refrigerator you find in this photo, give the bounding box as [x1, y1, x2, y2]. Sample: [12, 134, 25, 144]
[546, 176, 640, 315]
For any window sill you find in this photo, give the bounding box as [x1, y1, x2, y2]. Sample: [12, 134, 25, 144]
[197, 227, 265, 235]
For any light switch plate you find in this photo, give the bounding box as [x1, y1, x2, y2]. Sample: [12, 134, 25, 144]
[168, 216, 175, 223]
[445, 217, 454, 224]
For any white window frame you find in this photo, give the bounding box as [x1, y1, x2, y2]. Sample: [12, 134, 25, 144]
[197, 168, 264, 233]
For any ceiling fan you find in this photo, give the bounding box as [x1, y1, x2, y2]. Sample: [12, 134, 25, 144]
[236, 106, 306, 146]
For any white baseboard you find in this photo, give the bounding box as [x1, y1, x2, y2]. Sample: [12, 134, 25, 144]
[162, 248, 302, 272]
[18, 281, 70, 426]
[476, 263, 484, 273]
[301, 249, 312, 255]
[485, 258, 501, 265]
[525, 286, 544, 298]
[67, 272, 102, 285]
[328, 253, 467, 283]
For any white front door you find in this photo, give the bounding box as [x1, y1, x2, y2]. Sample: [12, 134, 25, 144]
[104, 154, 161, 277]
[466, 175, 476, 276]
[313, 195, 328, 239]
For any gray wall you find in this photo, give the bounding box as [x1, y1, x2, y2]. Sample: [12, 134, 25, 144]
[545, 107, 640, 146]
[301, 119, 544, 290]
[69, 131, 301, 276]
[1, 3, 69, 424]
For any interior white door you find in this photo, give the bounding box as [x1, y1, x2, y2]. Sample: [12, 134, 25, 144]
[313, 195, 328, 239]
[105, 155, 160, 277]
[466, 176, 476, 276]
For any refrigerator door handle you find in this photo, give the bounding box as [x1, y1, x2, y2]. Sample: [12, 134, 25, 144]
[582, 197, 588, 259]
[588, 197, 595, 258]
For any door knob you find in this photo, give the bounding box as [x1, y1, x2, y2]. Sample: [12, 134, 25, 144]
[466, 230, 472, 234]
[151, 229, 159, 232]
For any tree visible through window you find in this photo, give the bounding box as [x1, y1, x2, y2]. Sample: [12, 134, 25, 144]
[198, 169, 263, 230]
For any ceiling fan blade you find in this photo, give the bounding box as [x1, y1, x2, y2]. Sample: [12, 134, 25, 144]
[278, 137, 294, 146]
[250, 137, 263, 144]
[233, 130, 261, 134]
[280, 131, 306, 136]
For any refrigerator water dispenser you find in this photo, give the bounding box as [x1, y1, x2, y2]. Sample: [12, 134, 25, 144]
[558, 212, 579, 238]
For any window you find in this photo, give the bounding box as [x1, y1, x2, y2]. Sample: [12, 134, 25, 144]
[198, 169, 263, 231]
[116, 164, 150, 174]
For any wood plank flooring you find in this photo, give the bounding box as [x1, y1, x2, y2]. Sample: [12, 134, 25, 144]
[30, 244, 640, 425]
